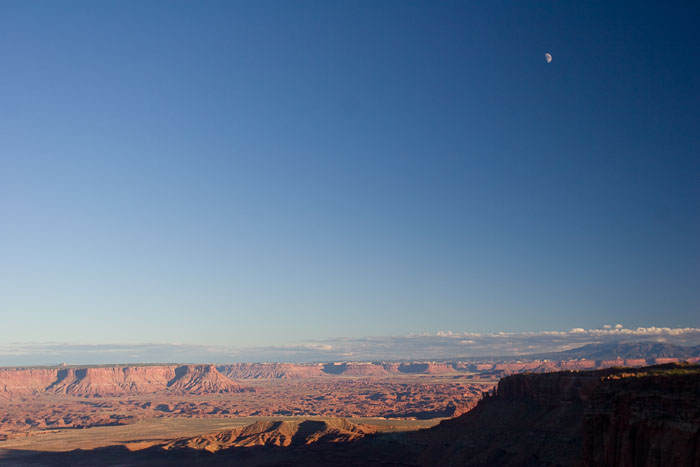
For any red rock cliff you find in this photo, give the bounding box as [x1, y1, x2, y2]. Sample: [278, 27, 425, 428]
[218, 363, 324, 379]
[0, 364, 248, 397]
[0, 368, 59, 396]
[421, 364, 700, 467]
[583, 369, 700, 467]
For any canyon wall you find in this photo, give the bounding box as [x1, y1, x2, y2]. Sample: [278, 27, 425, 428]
[421, 363, 700, 467]
[218, 363, 324, 379]
[0, 364, 247, 397]
[582, 369, 700, 467]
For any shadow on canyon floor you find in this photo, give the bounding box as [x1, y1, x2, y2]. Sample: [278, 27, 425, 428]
[0, 432, 422, 467]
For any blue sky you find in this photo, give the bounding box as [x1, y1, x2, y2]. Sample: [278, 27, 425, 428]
[1, 1, 698, 349]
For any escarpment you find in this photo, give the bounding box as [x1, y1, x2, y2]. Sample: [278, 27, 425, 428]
[0, 364, 248, 397]
[0, 368, 59, 395]
[160, 418, 377, 452]
[218, 363, 325, 379]
[420, 363, 700, 467]
[582, 368, 700, 467]
[166, 364, 246, 393]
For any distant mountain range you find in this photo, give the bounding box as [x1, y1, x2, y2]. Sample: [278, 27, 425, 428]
[458, 341, 700, 363]
[538, 342, 700, 360]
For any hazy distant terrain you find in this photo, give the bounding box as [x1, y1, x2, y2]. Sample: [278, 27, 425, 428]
[3, 326, 700, 366]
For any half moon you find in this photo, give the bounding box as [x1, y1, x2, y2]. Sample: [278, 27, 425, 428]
[545, 53, 552, 63]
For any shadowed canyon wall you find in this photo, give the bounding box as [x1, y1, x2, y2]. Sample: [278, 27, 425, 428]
[421, 364, 700, 467]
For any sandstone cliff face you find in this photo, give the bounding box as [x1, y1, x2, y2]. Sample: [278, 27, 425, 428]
[47, 366, 177, 396]
[0, 365, 247, 397]
[382, 362, 401, 373]
[323, 362, 391, 376]
[166, 365, 245, 393]
[399, 362, 457, 374]
[420, 375, 586, 466]
[218, 363, 324, 379]
[220, 361, 463, 378]
[559, 360, 598, 371]
[420, 364, 700, 467]
[0, 369, 59, 396]
[583, 370, 700, 467]
[161, 418, 376, 452]
[496, 370, 602, 405]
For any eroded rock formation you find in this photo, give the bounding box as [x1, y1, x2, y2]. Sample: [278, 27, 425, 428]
[0, 364, 247, 397]
[161, 418, 376, 452]
[421, 363, 700, 467]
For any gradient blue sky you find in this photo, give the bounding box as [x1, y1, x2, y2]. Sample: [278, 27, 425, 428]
[1, 1, 698, 348]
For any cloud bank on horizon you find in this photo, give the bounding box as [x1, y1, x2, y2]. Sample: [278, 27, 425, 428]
[2, 325, 700, 366]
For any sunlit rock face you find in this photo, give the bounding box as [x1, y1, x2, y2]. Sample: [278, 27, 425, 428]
[0, 364, 248, 397]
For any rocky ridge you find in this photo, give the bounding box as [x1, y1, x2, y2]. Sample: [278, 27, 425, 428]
[0, 364, 248, 397]
[420, 363, 700, 466]
[218, 363, 324, 379]
[160, 418, 376, 452]
[2, 341, 698, 395]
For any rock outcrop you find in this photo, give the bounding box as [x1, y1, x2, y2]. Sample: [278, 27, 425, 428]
[166, 365, 245, 394]
[47, 366, 176, 396]
[0, 364, 248, 397]
[583, 367, 700, 467]
[0, 368, 59, 395]
[160, 418, 376, 452]
[323, 362, 391, 376]
[420, 363, 700, 467]
[218, 363, 324, 379]
[399, 362, 457, 374]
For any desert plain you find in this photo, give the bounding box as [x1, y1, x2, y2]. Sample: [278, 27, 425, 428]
[0, 362, 492, 457]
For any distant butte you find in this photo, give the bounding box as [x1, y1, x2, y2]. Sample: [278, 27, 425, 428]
[0, 364, 250, 398]
[2, 342, 699, 398]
